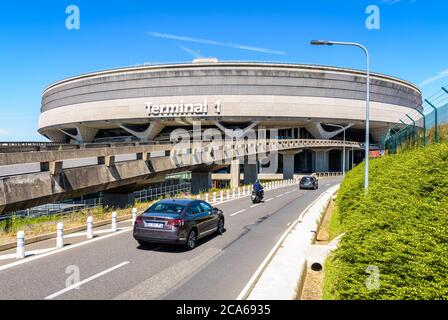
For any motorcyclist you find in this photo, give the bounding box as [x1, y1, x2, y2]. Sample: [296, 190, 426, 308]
[253, 180, 263, 195]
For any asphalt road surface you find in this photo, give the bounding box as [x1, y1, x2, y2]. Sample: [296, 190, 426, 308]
[0, 177, 341, 300]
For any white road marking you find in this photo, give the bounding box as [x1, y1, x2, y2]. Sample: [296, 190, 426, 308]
[250, 204, 260, 208]
[265, 198, 273, 202]
[0, 247, 56, 261]
[64, 227, 131, 239]
[236, 188, 332, 300]
[285, 191, 291, 195]
[276, 194, 284, 198]
[230, 209, 246, 217]
[45, 261, 130, 300]
[0, 227, 133, 272]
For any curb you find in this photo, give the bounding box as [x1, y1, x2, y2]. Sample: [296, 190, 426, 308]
[0, 214, 132, 252]
[242, 185, 340, 300]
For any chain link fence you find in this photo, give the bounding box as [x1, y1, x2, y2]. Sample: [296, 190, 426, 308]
[383, 85, 448, 153]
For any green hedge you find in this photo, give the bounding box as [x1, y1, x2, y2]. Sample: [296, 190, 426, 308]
[323, 143, 448, 300]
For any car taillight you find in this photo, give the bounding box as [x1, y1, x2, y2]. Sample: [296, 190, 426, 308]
[135, 216, 143, 225]
[166, 219, 183, 228]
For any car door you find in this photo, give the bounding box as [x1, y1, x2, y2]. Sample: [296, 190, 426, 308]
[187, 202, 209, 235]
[199, 201, 219, 235]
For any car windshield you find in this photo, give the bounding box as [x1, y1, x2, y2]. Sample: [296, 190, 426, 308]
[145, 203, 186, 214]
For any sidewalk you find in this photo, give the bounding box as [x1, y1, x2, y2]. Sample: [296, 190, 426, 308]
[241, 185, 340, 300]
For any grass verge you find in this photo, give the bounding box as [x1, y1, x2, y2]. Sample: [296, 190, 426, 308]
[323, 143, 448, 300]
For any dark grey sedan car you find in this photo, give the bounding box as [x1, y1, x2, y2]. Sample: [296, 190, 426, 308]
[299, 176, 319, 190]
[133, 199, 225, 250]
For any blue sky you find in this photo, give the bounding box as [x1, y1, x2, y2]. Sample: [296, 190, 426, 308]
[0, 0, 447, 141]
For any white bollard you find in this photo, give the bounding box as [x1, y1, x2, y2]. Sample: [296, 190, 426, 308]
[220, 190, 224, 202]
[111, 212, 118, 232]
[212, 192, 217, 203]
[205, 193, 209, 203]
[56, 223, 64, 249]
[232, 188, 236, 199]
[197, 195, 201, 200]
[238, 188, 241, 197]
[16, 231, 25, 260]
[87, 216, 94, 239]
[132, 208, 138, 226]
[227, 189, 230, 200]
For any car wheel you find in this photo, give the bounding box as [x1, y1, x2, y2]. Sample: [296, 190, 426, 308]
[185, 229, 198, 250]
[217, 218, 225, 235]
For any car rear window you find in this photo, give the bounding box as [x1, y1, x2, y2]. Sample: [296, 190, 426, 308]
[302, 177, 313, 182]
[146, 203, 186, 213]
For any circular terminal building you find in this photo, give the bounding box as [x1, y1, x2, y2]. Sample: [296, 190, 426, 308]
[39, 59, 422, 176]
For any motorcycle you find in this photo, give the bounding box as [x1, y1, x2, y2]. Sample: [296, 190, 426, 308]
[251, 188, 264, 204]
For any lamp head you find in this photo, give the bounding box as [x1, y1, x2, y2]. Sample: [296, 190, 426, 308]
[310, 40, 334, 46]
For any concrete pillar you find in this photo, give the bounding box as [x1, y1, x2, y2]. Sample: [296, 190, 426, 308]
[243, 159, 258, 185]
[282, 153, 295, 180]
[230, 159, 240, 189]
[345, 150, 351, 172]
[44, 130, 67, 143]
[102, 192, 135, 209]
[314, 150, 329, 172]
[191, 171, 212, 194]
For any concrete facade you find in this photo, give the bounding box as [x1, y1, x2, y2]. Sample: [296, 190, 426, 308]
[39, 60, 422, 145]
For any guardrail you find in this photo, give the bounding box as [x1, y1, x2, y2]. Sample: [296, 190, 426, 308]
[0, 139, 361, 166]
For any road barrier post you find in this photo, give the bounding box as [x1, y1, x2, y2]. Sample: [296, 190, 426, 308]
[227, 189, 230, 200]
[220, 190, 224, 202]
[87, 216, 94, 239]
[56, 223, 64, 249]
[212, 192, 217, 203]
[132, 208, 138, 226]
[111, 212, 118, 232]
[238, 188, 241, 197]
[16, 231, 25, 260]
[232, 189, 236, 199]
[197, 195, 200, 200]
[205, 193, 209, 203]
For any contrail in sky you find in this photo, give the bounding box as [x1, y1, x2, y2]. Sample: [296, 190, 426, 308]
[148, 32, 286, 55]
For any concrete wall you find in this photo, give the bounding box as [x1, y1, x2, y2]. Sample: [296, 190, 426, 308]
[39, 62, 422, 141]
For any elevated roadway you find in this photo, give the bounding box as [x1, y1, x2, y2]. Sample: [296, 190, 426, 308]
[0, 139, 360, 214]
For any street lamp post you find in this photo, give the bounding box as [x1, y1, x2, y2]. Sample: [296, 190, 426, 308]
[326, 124, 346, 177]
[311, 40, 370, 194]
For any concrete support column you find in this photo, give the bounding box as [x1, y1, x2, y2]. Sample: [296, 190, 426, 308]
[281, 151, 301, 179]
[103, 192, 135, 209]
[282, 153, 295, 180]
[191, 171, 212, 194]
[230, 159, 240, 189]
[243, 157, 258, 185]
[345, 150, 351, 172]
[314, 150, 329, 172]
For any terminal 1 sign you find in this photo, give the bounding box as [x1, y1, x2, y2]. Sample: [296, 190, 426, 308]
[146, 100, 221, 117]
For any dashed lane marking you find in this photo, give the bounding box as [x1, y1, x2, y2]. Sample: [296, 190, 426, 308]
[230, 209, 247, 217]
[45, 261, 130, 300]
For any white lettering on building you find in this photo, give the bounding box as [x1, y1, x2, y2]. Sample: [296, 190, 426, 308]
[146, 100, 221, 117]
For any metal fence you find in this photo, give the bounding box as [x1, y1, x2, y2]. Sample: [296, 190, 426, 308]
[383, 85, 448, 153]
[0, 182, 191, 221]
